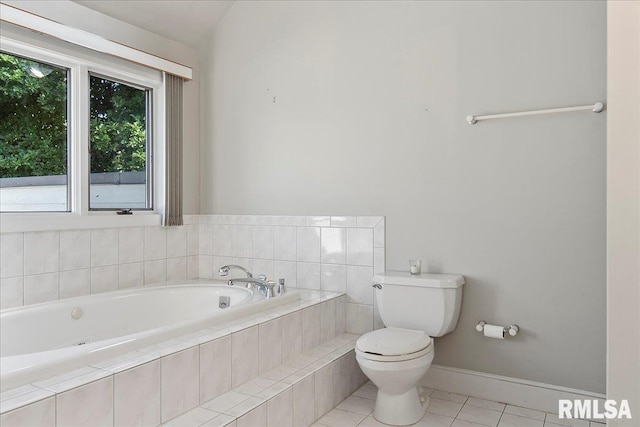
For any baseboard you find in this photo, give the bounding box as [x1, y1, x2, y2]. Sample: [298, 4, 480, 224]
[421, 364, 606, 415]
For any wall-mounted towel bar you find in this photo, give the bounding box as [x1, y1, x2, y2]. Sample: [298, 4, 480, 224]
[466, 102, 605, 125]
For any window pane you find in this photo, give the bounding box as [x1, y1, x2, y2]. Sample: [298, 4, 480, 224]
[89, 75, 150, 210]
[0, 52, 69, 212]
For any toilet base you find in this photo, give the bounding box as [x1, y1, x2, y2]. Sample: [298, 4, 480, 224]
[373, 385, 429, 426]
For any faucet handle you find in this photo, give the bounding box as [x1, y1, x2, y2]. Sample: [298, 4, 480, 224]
[257, 274, 267, 281]
[264, 280, 276, 298]
[277, 278, 286, 296]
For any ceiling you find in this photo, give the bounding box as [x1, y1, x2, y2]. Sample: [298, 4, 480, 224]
[73, 0, 235, 48]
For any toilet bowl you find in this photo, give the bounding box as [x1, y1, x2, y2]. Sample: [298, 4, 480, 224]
[355, 271, 465, 426]
[355, 327, 434, 426]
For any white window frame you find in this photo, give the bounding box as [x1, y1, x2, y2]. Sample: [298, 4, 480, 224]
[0, 34, 165, 233]
[87, 72, 155, 212]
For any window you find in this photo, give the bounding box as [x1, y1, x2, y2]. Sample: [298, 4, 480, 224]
[89, 75, 152, 210]
[0, 52, 70, 212]
[0, 33, 163, 227]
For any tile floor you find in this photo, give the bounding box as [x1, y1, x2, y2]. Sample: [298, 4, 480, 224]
[312, 382, 605, 427]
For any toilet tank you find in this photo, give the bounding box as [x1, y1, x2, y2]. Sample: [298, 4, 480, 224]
[374, 271, 465, 337]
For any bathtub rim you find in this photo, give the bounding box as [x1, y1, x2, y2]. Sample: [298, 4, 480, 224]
[0, 278, 242, 316]
[0, 280, 302, 392]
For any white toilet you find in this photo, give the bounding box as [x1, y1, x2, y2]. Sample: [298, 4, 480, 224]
[355, 271, 465, 426]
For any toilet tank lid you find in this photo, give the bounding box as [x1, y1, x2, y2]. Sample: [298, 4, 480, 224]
[373, 271, 465, 288]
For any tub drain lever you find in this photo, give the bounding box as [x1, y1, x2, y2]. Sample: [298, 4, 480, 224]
[219, 296, 230, 309]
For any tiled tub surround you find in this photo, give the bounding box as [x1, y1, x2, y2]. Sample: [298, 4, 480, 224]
[0, 215, 385, 336]
[0, 214, 382, 424]
[1, 292, 367, 426]
[2, 282, 290, 392]
[195, 215, 385, 335]
[0, 224, 200, 309]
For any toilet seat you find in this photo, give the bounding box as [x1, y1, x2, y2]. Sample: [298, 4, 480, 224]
[356, 327, 433, 362]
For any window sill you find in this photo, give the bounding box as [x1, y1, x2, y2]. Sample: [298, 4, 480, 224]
[0, 212, 162, 233]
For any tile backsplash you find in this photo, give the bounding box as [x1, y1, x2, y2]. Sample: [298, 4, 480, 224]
[0, 223, 199, 310]
[196, 215, 385, 334]
[0, 215, 385, 334]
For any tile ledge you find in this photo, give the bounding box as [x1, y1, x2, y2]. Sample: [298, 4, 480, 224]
[1, 291, 347, 416]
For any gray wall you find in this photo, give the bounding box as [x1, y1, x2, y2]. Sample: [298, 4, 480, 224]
[199, 0, 606, 392]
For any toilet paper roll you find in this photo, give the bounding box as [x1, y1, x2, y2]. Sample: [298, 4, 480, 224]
[483, 324, 505, 339]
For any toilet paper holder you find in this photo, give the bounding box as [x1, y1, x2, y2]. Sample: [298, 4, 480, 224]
[476, 321, 519, 337]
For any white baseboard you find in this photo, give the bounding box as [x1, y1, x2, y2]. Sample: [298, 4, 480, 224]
[421, 364, 606, 415]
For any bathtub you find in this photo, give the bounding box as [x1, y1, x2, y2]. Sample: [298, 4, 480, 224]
[0, 280, 298, 392]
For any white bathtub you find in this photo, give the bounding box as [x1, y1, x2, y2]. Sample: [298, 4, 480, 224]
[0, 280, 298, 392]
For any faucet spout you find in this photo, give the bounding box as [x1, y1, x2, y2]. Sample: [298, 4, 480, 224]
[218, 265, 252, 278]
[228, 278, 276, 299]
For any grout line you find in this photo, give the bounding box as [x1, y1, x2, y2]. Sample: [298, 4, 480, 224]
[112, 367, 117, 425]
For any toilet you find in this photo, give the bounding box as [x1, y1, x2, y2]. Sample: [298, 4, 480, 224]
[355, 271, 465, 426]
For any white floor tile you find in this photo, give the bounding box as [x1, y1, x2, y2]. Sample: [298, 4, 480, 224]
[451, 419, 491, 427]
[414, 411, 455, 427]
[353, 383, 377, 400]
[331, 379, 585, 427]
[431, 390, 469, 404]
[498, 413, 544, 427]
[503, 405, 546, 421]
[336, 395, 376, 415]
[318, 408, 367, 427]
[456, 404, 502, 427]
[466, 397, 506, 412]
[422, 387, 435, 396]
[544, 413, 589, 427]
[356, 415, 387, 427]
[427, 397, 464, 418]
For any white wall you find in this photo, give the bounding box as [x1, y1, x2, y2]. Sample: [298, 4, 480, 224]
[607, 1, 640, 424]
[4, 0, 201, 214]
[200, 0, 606, 392]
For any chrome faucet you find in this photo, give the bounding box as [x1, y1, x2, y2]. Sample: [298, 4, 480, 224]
[218, 264, 253, 278]
[228, 277, 276, 299]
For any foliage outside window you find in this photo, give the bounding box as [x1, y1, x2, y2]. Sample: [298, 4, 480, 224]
[89, 75, 151, 209]
[0, 52, 69, 211]
[0, 50, 153, 212]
